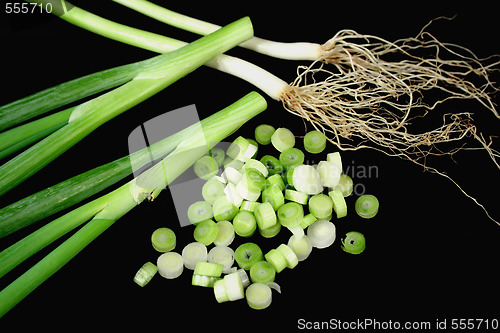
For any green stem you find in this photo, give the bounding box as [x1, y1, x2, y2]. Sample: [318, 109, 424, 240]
[0, 91, 267, 318]
[0, 16, 254, 197]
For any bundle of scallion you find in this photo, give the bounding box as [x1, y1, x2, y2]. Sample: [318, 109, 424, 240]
[32, 0, 499, 223]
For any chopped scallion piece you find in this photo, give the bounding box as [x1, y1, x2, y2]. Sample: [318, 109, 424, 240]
[187, 201, 213, 225]
[261, 185, 285, 211]
[260, 155, 284, 176]
[208, 246, 235, 274]
[258, 220, 281, 238]
[299, 213, 318, 229]
[212, 196, 238, 222]
[233, 211, 257, 237]
[355, 194, 379, 219]
[246, 138, 259, 159]
[209, 147, 225, 167]
[202, 178, 226, 204]
[244, 159, 268, 177]
[193, 219, 219, 246]
[213, 279, 230, 303]
[329, 189, 347, 218]
[182, 242, 208, 270]
[157, 252, 184, 279]
[292, 164, 323, 195]
[308, 194, 333, 220]
[277, 202, 304, 227]
[270, 127, 295, 152]
[265, 174, 285, 191]
[326, 152, 343, 171]
[246, 283, 272, 310]
[224, 182, 243, 207]
[234, 242, 264, 270]
[213, 220, 235, 247]
[194, 155, 219, 180]
[254, 202, 277, 230]
[307, 220, 336, 249]
[192, 274, 219, 287]
[235, 181, 261, 201]
[240, 200, 258, 213]
[332, 174, 354, 197]
[254, 124, 275, 145]
[284, 189, 309, 205]
[264, 249, 287, 273]
[151, 227, 176, 252]
[279, 147, 304, 169]
[276, 244, 298, 269]
[317, 161, 341, 188]
[341, 231, 366, 255]
[221, 166, 242, 185]
[133, 262, 158, 287]
[288, 235, 313, 261]
[249, 261, 276, 284]
[303, 130, 326, 154]
[226, 136, 250, 160]
[241, 168, 266, 192]
[194, 261, 224, 277]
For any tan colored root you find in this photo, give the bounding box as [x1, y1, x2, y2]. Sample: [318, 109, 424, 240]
[281, 18, 500, 224]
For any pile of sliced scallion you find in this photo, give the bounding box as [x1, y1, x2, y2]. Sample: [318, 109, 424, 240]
[135, 125, 379, 310]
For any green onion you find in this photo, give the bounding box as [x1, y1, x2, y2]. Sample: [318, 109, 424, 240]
[246, 283, 273, 310]
[157, 252, 184, 279]
[284, 189, 309, 205]
[208, 246, 235, 274]
[212, 196, 238, 222]
[271, 127, 295, 152]
[249, 261, 276, 284]
[292, 164, 323, 195]
[254, 124, 275, 145]
[327, 152, 343, 171]
[194, 261, 224, 277]
[244, 159, 269, 177]
[329, 189, 348, 218]
[307, 220, 336, 249]
[241, 168, 266, 192]
[277, 202, 304, 227]
[192, 274, 220, 287]
[303, 130, 326, 154]
[227, 136, 250, 161]
[260, 155, 284, 176]
[258, 221, 282, 238]
[288, 235, 313, 261]
[254, 202, 277, 230]
[193, 219, 219, 246]
[221, 166, 242, 185]
[299, 213, 318, 229]
[202, 178, 226, 204]
[223, 158, 245, 171]
[187, 201, 213, 225]
[308, 194, 334, 220]
[341, 231, 366, 255]
[332, 174, 354, 197]
[246, 138, 259, 158]
[265, 174, 285, 191]
[194, 155, 219, 180]
[355, 194, 379, 219]
[222, 271, 245, 301]
[261, 185, 285, 211]
[264, 249, 287, 273]
[209, 147, 226, 167]
[0, 15, 254, 198]
[151, 227, 176, 252]
[240, 200, 258, 213]
[234, 242, 264, 270]
[133, 262, 158, 287]
[182, 242, 208, 270]
[279, 147, 305, 170]
[317, 161, 341, 188]
[213, 221, 235, 247]
[235, 181, 261, 202]
[233, 211, 257, 237]
[224, 183, 244, 207]
[213, 279, 230, 303]
[276, 244, 299, 269]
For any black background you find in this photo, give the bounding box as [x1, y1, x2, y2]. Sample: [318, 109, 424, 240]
[0, 0, 499, 330]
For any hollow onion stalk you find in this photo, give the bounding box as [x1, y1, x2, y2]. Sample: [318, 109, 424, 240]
[0, 16, 254, 199]
[0, 91, 267, 317]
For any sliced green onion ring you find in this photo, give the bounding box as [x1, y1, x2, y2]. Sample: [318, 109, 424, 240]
[317, 160, 341, 188]
[271, 127, 295, 152]
[277, 202, 304, 227]
[341, 231, 366, 255]
[209, 147, 225, 167]
[265, 174, 285, 191]
[261, 185, 285, 211]
[264, 249, 287, 273]
[192, 274, 219, 287]
[246, 283, 272, 310]
[307, 220, 336, 249]
[260, 155, 284, 176]
[279, 147, 304, 169]
[208, 246, 235, 274]
[212, 196, 238, 221]
[303, 130, 326, 154]
[226, 136, 250, 160]
[240, 200, 258, 212]
[224, 271, 245, 301]
[193, 219, 219, 246]
[214, 220, 235, 247]
[249, 261, 276, 283]
[157, 252, 184, 279]
[202, 178, 226, 204]
[288, 235, 313, 261]
[151, 227, 176, 252]
[187, 201, 213, 225]
[332, 174, 354, 197]
[224, 182, 243, 207]
[235, 242, 264, 270]
[292, 164, 323, 195]
[258, 220, 281, 238]
[193, 155, 219, 180]
[133, 262, 158, 287]
[182, 242, 208, 270]
[254, 202, 277, 230]
[355, 194, 379, 219]
[327, 152, 343, 171]
[284, 189, 309, 205]
[308, 194, 333, 220]
[245, 159, 268, 177]
[194, 261, 224, 277]
[329, 189, 347, 218]
[276, 244, 298, 269]
[255, 124, 275, 145]
[299, 213, 318, 229]
[233, 211, 257, 237]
